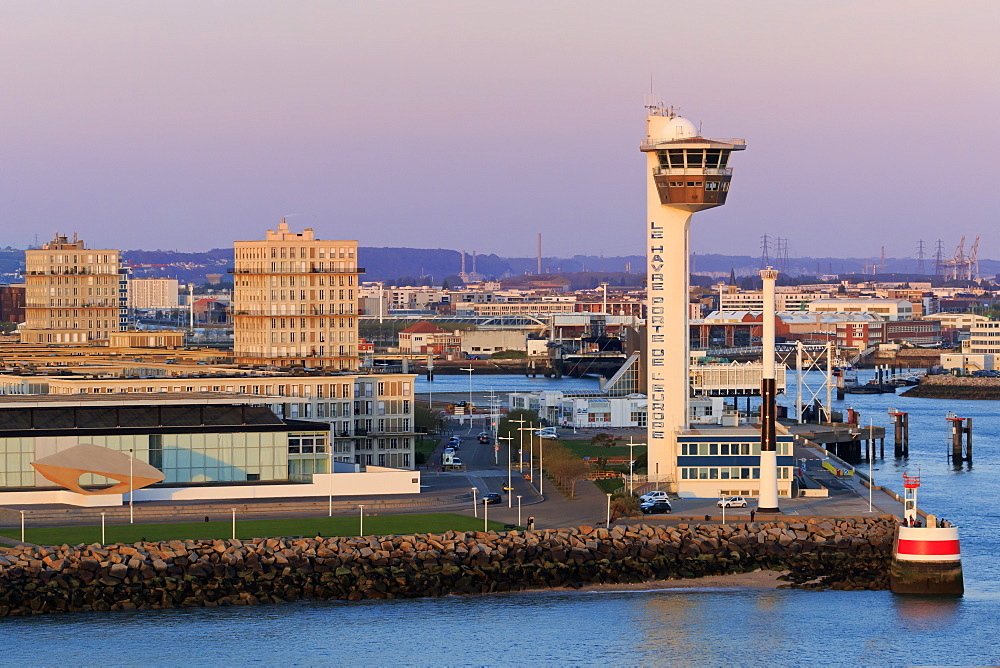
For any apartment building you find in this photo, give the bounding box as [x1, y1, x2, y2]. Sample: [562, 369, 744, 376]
[964, 320, 1000, 355]
[0, 370, 418, 470]
[809, 298, 913, 321]
[232, 221, 361, 369]
[720, 290, 823, 312]
[835, 320, 885, 349]
[468, 301, 578, 317]
[0, 285, 25, 324]
[398, 321, 461, 355]
[21, 234, 124, 344]
[129, 278, 179, 309]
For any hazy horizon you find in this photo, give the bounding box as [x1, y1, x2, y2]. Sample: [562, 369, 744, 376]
[3, 1, 997, 262]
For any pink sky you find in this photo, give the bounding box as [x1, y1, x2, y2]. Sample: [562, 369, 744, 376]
[2, 1, 998, 260]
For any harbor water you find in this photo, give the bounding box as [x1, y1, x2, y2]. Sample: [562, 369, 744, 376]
[4, 372, 1000, 665]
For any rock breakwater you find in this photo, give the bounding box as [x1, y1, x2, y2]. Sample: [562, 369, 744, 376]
[0, 517, 896, 617]
[901, 375, 1000, 400]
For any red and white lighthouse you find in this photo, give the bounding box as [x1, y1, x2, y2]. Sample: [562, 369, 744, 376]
[890, 473, 964, 595]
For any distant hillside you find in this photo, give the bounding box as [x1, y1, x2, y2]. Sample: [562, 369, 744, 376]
[2, 244, 997, 286]
[0, 249, 23, 281]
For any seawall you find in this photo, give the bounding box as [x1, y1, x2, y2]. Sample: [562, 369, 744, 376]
[0, 517, 896, 616]
[900, 375, 1000, 400]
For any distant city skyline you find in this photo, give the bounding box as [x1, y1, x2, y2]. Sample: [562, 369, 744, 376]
[2, 1, 998, 260]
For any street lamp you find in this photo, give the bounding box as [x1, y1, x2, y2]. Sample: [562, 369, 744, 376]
[606, 493, 612, 528]
[537, 437, 544, 495]
[328, 442, 334, 517]
[231, 508, 237, 540]
[101, 512, 106, 544]
[19, 510, 25, 543]
[483, 497, 489, 532]
[628, 437, 637, 495]
[472, 486, 478, 518]
[517, 424, 534, 484]
[527, 423, 535, 483]
[868, 418, 874, 513]
[517, 495, 522, 527]
[499, 435, 514, 507]
[359, 504, 364, 536]
[720, 491, 726, 524]
[461, 366, 475, 432]
[510, 418, 527, 499]
[129, 447, 134, 524]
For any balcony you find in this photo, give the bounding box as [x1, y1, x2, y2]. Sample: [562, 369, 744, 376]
[228, 267, 366, 275]
[640, 137, 746, 150]
[654, 167, 733, 176]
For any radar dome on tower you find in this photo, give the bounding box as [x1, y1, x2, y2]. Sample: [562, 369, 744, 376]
[646, 114, 698, 142]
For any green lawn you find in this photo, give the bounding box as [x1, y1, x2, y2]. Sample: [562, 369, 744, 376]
[414, 436, 439, 456]
[0, 513, 509, 547]
[561, 439, 647, 460]
[594, 478, 625, 494]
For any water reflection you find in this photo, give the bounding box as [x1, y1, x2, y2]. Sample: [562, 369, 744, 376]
[892, 595, 961, 632]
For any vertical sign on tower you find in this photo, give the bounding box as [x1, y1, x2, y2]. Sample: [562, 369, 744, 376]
[640, 99, 746, 490]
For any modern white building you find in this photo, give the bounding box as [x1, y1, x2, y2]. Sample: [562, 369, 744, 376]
[720, 290, 824, 312]
[963, 320, 1000, 355]
[0, 393, 420, 508]
[507, 390, 733, 430]
[808, 298, 913, 321]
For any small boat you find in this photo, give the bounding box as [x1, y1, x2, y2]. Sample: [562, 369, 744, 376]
[843, 381, 896, 394]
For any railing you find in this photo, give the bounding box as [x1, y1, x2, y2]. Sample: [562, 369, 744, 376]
[701, 345, 763, 357]
[228, 267, 364, 274]
[654, 167, 733, 176]
[640, 137, 746, 150]
[850, 345, 878, 365]
[26, 269, 108, 276]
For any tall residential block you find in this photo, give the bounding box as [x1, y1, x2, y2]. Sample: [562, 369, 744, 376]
[22, 234, 123, 344]
[129, 278, 179, 309]
[232, 220, 361, 369]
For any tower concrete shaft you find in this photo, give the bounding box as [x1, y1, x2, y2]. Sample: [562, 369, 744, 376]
[758, 267, 780, 513]
[641, 105, 745, 487]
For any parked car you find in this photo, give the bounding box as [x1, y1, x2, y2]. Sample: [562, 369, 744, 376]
[717, 496, 748, 508]
[639, 490, 670, 503]
[483, 492, 502, 505]
[640, 500, 673, 515]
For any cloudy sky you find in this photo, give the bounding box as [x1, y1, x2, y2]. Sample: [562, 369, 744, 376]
[2, 1, 997, 260]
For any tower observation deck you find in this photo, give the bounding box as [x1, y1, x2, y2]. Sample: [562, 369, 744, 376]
[641, 102, 746, 488]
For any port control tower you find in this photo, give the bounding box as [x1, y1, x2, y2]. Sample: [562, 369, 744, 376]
[640, 100, 746, 486]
